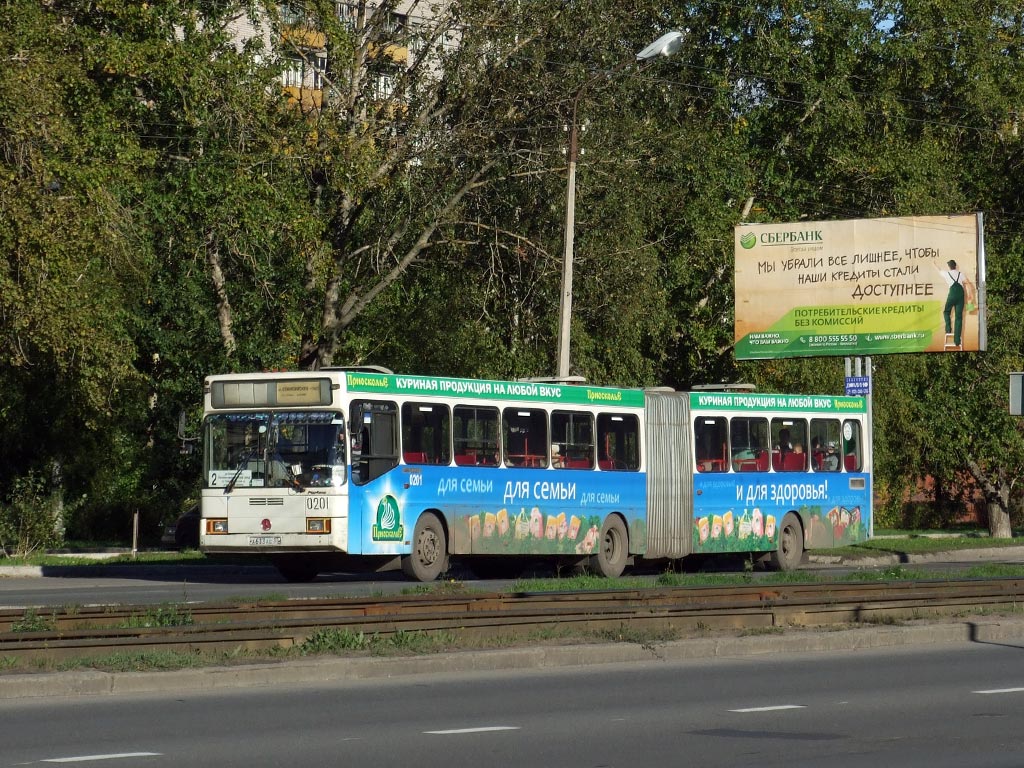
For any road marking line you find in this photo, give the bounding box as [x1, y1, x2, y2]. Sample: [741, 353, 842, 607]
[425, 727, 521, 735]
[728, 705, 806, 713]
[974, 687, 1024, 695]
[42, 754, 161, 763]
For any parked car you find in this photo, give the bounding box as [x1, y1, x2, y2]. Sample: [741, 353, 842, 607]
[161, 505, 200, 550]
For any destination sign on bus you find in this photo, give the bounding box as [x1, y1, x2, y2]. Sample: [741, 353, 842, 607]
[210, 378, 333, 408]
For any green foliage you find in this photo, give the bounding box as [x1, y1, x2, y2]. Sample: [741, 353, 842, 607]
[301, 628, 373, 653]
[11, 609, 57, 634]
[57, 649, 209, 674]
[298, 627, 456, 655]
[0, 473, 63, 557]
[119, 604, 194, 629]
[0, 0, 1023, 538]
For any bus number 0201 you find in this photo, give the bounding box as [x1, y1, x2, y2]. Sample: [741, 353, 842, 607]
[305, 496, 330, 511]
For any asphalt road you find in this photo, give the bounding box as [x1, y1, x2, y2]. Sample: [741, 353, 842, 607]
[3, 545, 1024, 610]
[2, 641, 1024, 767]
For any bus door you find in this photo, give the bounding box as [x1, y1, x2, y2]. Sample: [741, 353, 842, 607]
[349, 400, 401, 552]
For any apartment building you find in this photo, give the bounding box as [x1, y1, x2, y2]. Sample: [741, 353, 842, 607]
[228, 1, 452, 112]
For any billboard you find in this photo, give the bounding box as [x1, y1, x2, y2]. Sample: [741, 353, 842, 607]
[734, 214, 986, 359]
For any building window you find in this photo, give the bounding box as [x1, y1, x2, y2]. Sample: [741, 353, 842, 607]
[282, 57, 304, 88]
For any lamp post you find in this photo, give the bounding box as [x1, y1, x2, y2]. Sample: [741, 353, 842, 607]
[555, 31, 686, 380]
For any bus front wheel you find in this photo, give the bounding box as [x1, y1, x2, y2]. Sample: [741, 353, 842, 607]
[402, 513, 449, 582]
[588, 515, 628, 578]
[768, 512, 804, 571]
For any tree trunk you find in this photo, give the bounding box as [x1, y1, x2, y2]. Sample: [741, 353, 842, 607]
[967, 459, 1013, 539]
[206, 236, 237, 357]
[988, 499, 1012, 539]
[50, 459, 65, 541]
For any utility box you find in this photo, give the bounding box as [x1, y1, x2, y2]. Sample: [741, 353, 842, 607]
[1011, 373, 1024, 416]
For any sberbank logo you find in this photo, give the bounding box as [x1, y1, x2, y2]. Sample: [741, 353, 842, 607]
[739, 232, 757, 249]
[372, 495, 404, 541]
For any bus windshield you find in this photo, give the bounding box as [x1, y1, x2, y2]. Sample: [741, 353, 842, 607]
[203, 411, 346, 489]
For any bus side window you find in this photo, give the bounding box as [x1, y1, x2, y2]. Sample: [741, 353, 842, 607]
[503, 407, 548, 468]
[843, 420, 862, 471]
[809, 418, 841, 471]
[401, 402, 451, 465]
[454, 405, 499, 466]
[551, 410, 595, 469]
[730, 416, 768, 472]
[771, 418, 807, 472]
[597, 413, 640, 471]
[694, 417, 727, 472]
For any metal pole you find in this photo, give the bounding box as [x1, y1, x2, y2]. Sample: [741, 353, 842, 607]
[865, 355, 873, 538]
[553, 34, 685, 379]
[556, 101, 580, 380]
[132, 509, 139, 560]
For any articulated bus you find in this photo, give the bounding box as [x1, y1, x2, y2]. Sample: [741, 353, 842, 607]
[199, 368, 871, 581]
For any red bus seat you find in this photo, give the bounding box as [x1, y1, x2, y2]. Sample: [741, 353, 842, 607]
[403, 451, 427, 464]
[782, 452, 806, 471]
[844, 454, 858, 471]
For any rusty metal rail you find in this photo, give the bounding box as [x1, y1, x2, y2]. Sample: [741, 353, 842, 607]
[1, 577, 1022, 663]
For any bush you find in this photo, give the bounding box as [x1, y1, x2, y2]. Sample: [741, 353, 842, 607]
[0, 472, 64, 557]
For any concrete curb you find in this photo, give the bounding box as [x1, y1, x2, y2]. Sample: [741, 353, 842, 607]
[2, 616, 1022, 700]
[806, 545, 1024, 567]
[0, 564, 278, 579]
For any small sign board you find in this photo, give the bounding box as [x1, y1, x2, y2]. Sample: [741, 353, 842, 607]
[845, 376, 870, 397]
[1011, 373, 1024, 416]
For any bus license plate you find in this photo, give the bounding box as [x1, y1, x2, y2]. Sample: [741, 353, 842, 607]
[248, 535, 282, 546]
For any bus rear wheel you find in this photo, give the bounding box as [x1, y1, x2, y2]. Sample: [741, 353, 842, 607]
[273, 555, 320, 583]
[402, 513, 449, 582]
[768, 512, 804, 571]
[588, 515, 628, 578]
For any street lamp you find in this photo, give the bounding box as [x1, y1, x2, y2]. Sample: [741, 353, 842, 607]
[555, 30, 686, 380]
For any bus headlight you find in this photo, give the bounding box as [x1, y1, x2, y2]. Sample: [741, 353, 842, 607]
[207, 519, 229, 534]
[306, 518, 331, 534]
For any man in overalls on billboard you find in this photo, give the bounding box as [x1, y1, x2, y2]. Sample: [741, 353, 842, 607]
[942, 259, 969, 348]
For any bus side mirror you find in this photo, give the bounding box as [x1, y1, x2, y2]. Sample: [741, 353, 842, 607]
[178, 410, 199, 455]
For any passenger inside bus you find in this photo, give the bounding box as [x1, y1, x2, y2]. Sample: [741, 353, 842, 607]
[772, 428, 792, 471]
[550, 444, 564, 468]
[811, 436, 825, 470]
[822, 441, 840, 471]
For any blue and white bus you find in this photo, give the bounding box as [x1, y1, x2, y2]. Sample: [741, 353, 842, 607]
[199, 368, 871, 581]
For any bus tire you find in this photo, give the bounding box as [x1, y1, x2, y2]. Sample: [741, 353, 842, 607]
[273, 555, 319, 583]
[768, 512, 804, 571]
[402, 513, 449, 582]
[588, 515, 628, 578]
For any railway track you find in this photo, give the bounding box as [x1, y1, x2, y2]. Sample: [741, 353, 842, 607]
[1, 577, 1022, 664]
